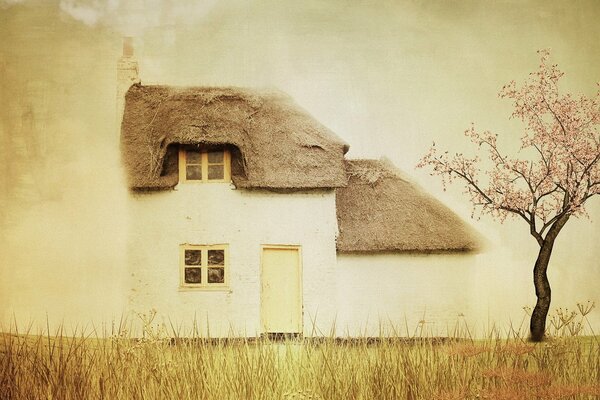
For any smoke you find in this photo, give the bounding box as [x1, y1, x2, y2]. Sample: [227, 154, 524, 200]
[58, 0, 219, 35]
[0, 0, 24, 8]
[1, 0, 219, 34]
[58, 0, 118, 26]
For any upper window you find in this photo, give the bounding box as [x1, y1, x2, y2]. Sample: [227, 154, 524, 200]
[178, 146, 231, 183]
[180, 244, 228, 289]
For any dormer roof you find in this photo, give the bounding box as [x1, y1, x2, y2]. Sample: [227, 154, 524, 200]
[120, 84, 349, 190]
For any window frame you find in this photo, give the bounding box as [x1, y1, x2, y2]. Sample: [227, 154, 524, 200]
[178, 146, 232, 183]
[179, 244, 229, 290]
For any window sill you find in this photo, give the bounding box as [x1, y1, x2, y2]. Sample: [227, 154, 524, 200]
[174, 182, 236, 190]
[178, 286, 232, 293]
[179, 180, 232, 184]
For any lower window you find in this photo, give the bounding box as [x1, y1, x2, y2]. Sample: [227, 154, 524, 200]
[180, 244, 228, 288]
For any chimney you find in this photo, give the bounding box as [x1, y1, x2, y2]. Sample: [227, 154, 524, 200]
[122, 36, 134, 57]
[116, 37, 140, 138]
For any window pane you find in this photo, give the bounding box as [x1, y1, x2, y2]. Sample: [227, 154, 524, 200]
[208, 267, 224, 283]
[208, 249, 225, 265]
[186, 165, 202, 180]
[185, 250, 202, 265]
[207, 150, 224, 163]
[184, 267, 202, 284]
[186, 150, 201, 164]
[208, 165, 224, 180]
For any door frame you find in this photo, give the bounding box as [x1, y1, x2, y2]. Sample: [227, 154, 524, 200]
[259, 244, 303, 335]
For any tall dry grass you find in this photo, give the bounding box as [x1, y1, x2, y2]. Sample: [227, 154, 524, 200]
[1, 305, 599, 400]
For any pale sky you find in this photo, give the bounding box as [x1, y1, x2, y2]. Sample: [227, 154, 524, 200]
[1, 0, 599, 332]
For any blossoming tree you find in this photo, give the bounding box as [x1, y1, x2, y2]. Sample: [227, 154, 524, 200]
[418, 50, 600, 342]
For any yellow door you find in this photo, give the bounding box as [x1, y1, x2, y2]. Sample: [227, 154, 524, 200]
[261, 246, 302, 334]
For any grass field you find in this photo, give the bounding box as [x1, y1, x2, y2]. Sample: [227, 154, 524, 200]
[1, 309, 599, 399]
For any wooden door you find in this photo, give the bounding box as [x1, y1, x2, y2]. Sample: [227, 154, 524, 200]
[261, 246, 302, 334]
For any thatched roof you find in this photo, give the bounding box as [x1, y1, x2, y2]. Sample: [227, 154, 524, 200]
[336, 159, 481, 253]
[120, 84, 349, 190]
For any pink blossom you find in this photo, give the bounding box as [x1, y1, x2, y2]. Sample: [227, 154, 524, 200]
[418, 50, 600, 244]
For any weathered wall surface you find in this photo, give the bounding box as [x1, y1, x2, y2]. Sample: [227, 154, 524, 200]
[127, 184, 339, 337]
[335, 253, 480, 337]
[336, 238, 600, 338]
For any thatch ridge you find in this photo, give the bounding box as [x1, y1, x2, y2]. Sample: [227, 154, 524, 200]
[120, 84, 349, 190]
[336, 159, 481, 253]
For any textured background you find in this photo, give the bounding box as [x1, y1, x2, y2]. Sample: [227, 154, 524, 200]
[1, 0, 599, 335]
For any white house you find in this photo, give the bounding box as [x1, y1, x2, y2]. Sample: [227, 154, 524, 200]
[119, 43, 480, 338]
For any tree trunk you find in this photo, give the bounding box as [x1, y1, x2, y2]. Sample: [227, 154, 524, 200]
[530, 242, 554, 342]
[530, 214, 570, 342]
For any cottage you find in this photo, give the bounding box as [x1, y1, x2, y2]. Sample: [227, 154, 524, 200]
[334, 160, 480, 336]
[119, 44, 480, 338]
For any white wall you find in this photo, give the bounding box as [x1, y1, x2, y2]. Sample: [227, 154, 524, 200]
[337, 239, 600, 339]
[127, 184, 600, 339]
[335, 253, 481, 337]
[127, 184, 339, 337]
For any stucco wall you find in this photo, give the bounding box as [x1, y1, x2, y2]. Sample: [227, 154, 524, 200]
[126, 184, 600, 340]
[335, 253, 481, 337]
[127, 183, 339, 337]
[336, 245, 600, 339]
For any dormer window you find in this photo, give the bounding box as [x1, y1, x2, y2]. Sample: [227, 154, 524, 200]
[178, 146, 231, 183]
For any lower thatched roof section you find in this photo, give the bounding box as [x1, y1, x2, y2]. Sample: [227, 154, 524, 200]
[336, 159, 480, 253]
[120, 85, 349, 190]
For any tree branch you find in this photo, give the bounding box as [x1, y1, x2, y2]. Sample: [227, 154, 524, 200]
[530, 221, 544, 246]
[510, 165, 535, 194]
[542, 95, 568, 137]
[539, 208, 571, 237]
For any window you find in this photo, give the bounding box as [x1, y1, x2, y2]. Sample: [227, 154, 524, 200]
[178, 146, 231, 183]
[180, 244, 228, 289]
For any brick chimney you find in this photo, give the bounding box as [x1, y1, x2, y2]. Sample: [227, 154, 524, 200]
[116, 37, 140, 137]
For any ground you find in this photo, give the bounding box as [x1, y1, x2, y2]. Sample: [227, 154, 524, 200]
[2, 328, 599, 399]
